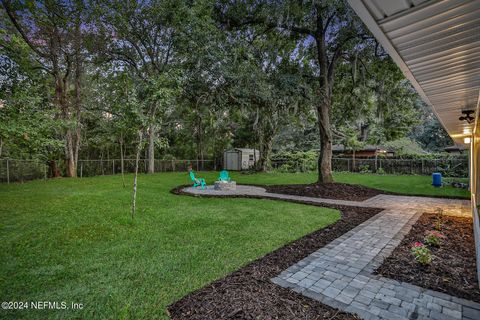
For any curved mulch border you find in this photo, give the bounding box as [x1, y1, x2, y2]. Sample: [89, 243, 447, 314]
[167, 186, 383, 319]
[263, 182, 387, 201]
[255, 183, 468, 201]
[376, 212, 480, 302]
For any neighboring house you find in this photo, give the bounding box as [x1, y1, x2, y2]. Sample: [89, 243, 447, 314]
[444, 145, 466, 155]
[332, 145, 395, 158]
[223, 148, 260, 171]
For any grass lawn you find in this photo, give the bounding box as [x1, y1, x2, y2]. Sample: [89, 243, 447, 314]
[0, 173, 340, 320]
[230, 171, 470, 199]
[0, 171, 469, 319]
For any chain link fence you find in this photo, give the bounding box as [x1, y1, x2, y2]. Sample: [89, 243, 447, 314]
[0, 159, 216, 183]
[0, 159, 47, 183]
[271, 157, 468, 177]
[0, 157, 468, 183]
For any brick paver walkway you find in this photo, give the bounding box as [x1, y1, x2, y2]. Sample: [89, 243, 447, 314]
[183, 185, 477, 319]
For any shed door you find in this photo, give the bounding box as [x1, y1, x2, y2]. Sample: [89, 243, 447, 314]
[226, 152, 239, 170]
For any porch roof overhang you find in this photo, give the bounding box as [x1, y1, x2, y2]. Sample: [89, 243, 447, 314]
[347, 0, 480, 145]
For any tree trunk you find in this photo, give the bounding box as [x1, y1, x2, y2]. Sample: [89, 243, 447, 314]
[73, 16, 82, 177]
[316, 94, 333, 183]
[132, 130, 143, 218]
[0, 137, 3, 158]
[258, 128, 275, 172]
[259, 140, 272, 172]
[147, 125, 155, 174]
[196, 115, 204, 170]
[48, 160, 61, 178]
[120, 134, 125, 187]
[56, 74, 77, 178]
[353, 149, 356, 171]
[65, 131, 76, 177]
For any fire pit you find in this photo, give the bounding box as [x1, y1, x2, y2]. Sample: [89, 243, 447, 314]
[214, 180, 236, 191]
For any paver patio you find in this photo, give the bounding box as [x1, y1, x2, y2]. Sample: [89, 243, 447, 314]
[183, 185, 478, 319]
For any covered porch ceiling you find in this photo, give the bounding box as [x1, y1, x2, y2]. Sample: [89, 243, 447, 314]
[347, 0, 480, 145]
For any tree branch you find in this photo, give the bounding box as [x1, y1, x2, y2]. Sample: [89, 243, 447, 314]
[1, 0, 49, 59]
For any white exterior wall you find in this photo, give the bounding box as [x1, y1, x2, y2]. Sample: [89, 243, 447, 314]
[472, 132, 480, 285]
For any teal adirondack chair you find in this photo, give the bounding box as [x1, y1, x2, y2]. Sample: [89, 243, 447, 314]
[189, 171, 206, 189]
[218, 170, 231, 182]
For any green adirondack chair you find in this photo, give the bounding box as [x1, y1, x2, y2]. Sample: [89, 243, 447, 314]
[218, 170, 231, 182]
[189, 171, 206, 189]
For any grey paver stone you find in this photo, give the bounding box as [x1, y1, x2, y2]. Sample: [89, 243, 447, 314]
[314, 278, 331, 289]
[378, 309, 407, 320]
[323, 286, 341, 298]
[463, 306, 480, 319]
[426, 302, 442, 313]
[342, 286, 360, 298]
[429, 310, 453, 320]
[369, 305, 382, 316]
[297, 278, 316, 288]
[452, 296, 480, 309]
[350, 301, 369, 311]
[336, 294, 354, 305]
[291, 271, 308, 281]
[371, 299, 389, 310]
[427, 290, 453, 301]
[302, 289, 323, 301]
[388, 304, 408, 317]
[379, 287, 396, 297]
[400, 300, 416, 312]
[432, 297, 461, 311]
[441, 307, 461, 319]
[331, 279, 349, 290]
[360, 289, 377, 299]
[354, 293, 372, 306]
[394, 293, 414, 303]
[365, 284, 382, 293]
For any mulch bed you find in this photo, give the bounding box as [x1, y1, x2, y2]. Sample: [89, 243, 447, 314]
[264, 182, 387, 201]
[376, 213, 480, 302]
[168, 186, 382, 319]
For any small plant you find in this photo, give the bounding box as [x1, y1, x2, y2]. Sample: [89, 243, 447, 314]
[434, 208, 444, 231]
[411, 242, 432, 265]
[424, 230, 445, 247]
[377, 167, 385, 175]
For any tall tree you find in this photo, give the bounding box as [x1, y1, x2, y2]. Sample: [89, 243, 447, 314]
[0, 56, 63, 170]
[96, 0, 186, 174]
[218, 0, 370, 182]
[1, 0, 88, 177]
[331, 55, 419, 146]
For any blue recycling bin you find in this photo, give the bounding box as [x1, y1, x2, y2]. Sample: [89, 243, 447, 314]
[432, 172, 442, 187]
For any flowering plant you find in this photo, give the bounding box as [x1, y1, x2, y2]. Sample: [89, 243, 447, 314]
[424, 230, 445, 247]
[411, 242, 432, 265]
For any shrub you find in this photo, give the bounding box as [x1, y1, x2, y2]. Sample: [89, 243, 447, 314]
[271, 150, 318, 172]
[377, 167, 385, 175]
[358, 164, 371, 174]
[162, 154, 176, 161]
[411, 242, 432, 265]
[424, 230, 445, 247]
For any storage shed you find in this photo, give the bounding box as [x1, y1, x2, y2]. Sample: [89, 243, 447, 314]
[223, 148, 260, 171]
